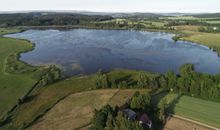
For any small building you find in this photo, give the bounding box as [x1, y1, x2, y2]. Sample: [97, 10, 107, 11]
[123, 109, 137, 120]
[137, 113, 152, 128]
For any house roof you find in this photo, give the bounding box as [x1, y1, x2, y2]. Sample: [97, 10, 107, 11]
[123, 109, 136, 119]
[137, 113, 151, 124]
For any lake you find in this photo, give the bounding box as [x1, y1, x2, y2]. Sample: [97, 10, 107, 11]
[6, 29, 220, 75]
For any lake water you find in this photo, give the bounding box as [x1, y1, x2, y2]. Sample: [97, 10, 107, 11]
[6, 29, 220, 75]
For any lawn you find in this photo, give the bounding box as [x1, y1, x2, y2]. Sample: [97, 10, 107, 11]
[153, 92, 220, 128]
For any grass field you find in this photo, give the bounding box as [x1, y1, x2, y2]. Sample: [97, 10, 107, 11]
[1, 69, 155, 129]
[160, 16, 220, 21]
[27, 89, 148, 130]
[170, 96, 220, 128]
[0, 33, 38, 119]
[164, 116, 211, 130]
[0, 28, 21, 36]
[171, 25, 220, 55]
[2, 75, 95, 129]
[180, 31, 220, 47]
[153, 92, 220, 128]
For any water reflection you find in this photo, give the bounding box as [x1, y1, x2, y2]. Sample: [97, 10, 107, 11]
[6, 29, 220, 75]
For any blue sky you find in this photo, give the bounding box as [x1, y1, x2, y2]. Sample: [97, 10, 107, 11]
[0, 0, 220, 13]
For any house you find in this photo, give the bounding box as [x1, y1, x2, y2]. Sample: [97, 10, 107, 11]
[123, 109, 137, 120]
[137, 113, 152, 128]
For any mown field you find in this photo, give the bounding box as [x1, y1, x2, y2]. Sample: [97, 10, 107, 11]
[28, 89, 149, 130]
[164, 116, 211, 130]
[153, 92, 220, 128]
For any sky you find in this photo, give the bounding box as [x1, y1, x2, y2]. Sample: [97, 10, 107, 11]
[0, 0, 220, 13]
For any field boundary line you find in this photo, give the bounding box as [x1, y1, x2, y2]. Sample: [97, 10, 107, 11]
[168, 113, 220, 130]
[107, 89, 120, 103]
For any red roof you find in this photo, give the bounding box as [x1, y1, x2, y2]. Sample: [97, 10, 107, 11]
[137, 113, 151, 124]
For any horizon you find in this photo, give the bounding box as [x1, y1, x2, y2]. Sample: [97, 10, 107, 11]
[0, 0, 220, 13]
[0, 10, 219, 14]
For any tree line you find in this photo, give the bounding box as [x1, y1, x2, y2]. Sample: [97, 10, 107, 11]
[93, 64, 220, 102]
[0, 13, 113, 27]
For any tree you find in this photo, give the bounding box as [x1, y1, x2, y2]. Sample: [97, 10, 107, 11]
[111, 79, 117, 88]
[118, 81, 127, 89]
[92, 105, 113, 130]
[130, 92, 151, 110]
[114, 111, 143, 130]
[105, 114, 114, 130]
[158, 75, 168, 89]
[177, 77, 190, 94]
[92, 105, 114, 130]
[94, 71, 110, 89]
[92, 110, 107, 130]
[165, 71, 177, 91]
[137, 72, 149, 88]
[179, 64, 195, 76]
[158, 98, 167, 123]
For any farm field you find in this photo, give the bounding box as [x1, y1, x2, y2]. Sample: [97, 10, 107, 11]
[169, 96, 220, 128]
[164, 116, 211, 130]
[153, 92, 220, 128]
[27, 89, 148, 130]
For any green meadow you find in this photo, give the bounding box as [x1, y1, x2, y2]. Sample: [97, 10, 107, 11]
[153, 92, 220, 128]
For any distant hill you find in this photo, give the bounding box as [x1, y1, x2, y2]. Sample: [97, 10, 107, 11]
[192, 13, 220, 18]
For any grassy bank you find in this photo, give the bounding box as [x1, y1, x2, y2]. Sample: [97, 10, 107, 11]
[0, 28, 21, 36]
[0, 35, 37, 118]
[0, 28, 55, 126]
